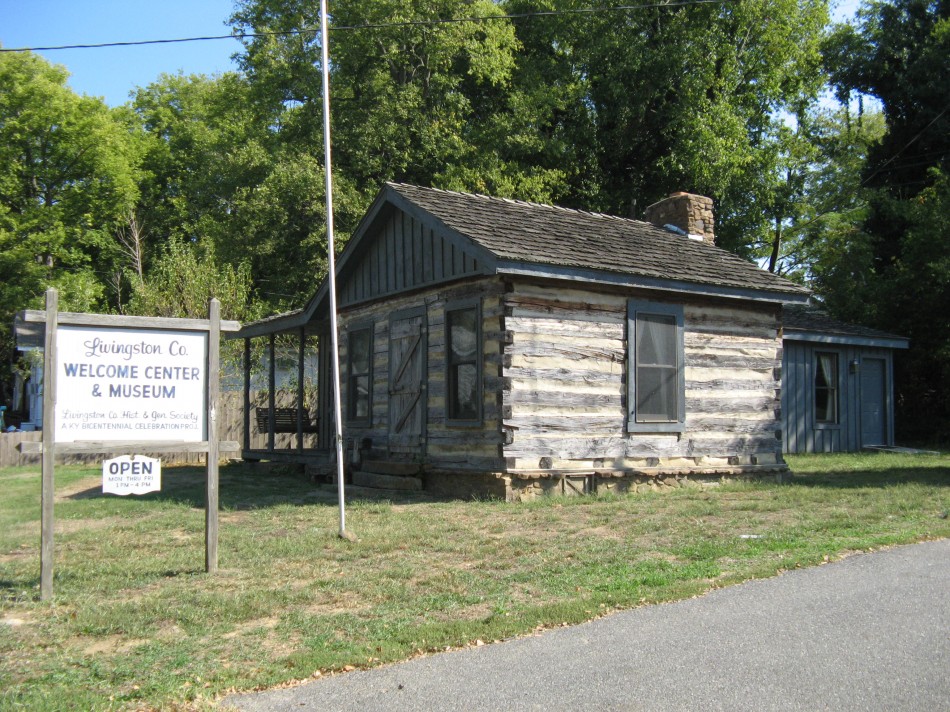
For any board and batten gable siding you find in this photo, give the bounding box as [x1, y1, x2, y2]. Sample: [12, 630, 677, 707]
[338, 277, 506, 470]
[339, 209, 485, 309]
[781, 341, 895, 453]
[501, 283, 784, 471]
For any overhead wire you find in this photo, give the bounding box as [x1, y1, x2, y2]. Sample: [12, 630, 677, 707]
[0, 0, 737, 53]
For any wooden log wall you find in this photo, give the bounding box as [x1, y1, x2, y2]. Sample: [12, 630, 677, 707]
[501, 282, 784, 472]
[337, 277, 506, 470]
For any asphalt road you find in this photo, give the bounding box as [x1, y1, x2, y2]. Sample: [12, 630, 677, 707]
[223, 539, 950, 712]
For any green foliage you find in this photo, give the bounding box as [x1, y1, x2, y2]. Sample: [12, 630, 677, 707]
[227, 0, 834, 260]
[131, 71, 364, 311]
[501, 0, 830, 250]
[0, 53, 138, 305]
[0, 51, 139, 403]
[822, 0, 950, 442]
[230, 0, 555, 200]
[756, 105, 886, 279]
[125, 238, 262, 323]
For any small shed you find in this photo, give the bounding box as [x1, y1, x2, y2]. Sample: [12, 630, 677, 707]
[781, 305, 909, 453]
[236, 183, 812, 499]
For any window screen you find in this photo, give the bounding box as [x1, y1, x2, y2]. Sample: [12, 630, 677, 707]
[627, 301, 684, 432]
[447, 305, 479, 421]
[347, 327, 372, 421]
[636, 313, 679, 422]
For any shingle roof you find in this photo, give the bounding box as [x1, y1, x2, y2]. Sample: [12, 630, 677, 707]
[387, 183, 810, 298]
[783, 305, 909, 344]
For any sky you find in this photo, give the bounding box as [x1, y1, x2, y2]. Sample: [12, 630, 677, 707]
[1, 0, 242, 106]
[2, 0, 863, 108]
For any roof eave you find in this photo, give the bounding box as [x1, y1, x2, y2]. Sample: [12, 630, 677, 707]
[783, 330, 910, 349]
[495, 262, 811, 304]
[232, 309, 311, 339]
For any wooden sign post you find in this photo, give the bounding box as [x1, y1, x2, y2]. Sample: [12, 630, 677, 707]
[15, 290, 240, 599]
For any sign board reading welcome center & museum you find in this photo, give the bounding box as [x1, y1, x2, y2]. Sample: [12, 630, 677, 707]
[55, 326, 207, 443]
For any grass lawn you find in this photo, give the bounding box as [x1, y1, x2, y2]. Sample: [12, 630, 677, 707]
[1, 452, 948, 711]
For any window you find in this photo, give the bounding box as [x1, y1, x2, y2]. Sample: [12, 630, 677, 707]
[815, 352, 839, 424]
[627, 301, 685, 432]
[446, 302, 481, 422]
[346, 326, 373, 422]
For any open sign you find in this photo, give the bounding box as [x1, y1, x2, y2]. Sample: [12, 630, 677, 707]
[102, 455, 162, 495]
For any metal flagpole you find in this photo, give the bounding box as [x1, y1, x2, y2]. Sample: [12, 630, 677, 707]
[319, 0, 350, 539]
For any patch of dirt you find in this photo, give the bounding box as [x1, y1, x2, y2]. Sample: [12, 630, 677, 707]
[78, 634, 149, 656]
[220, 616, 301, 662]
[428, 601, 494, 623]
[154, 620, 184, 641]
[2, 613, 33, 627]
[570, 525, 625, 541]
[56, 518, 116, 534]
[304, 591, 371, 616]
[0, 542, 35, 563]
[168, 528, 195, 542]
[220, 511, 250, 524]
[222, 616, 280, 639]
[55, 476, 106, 501]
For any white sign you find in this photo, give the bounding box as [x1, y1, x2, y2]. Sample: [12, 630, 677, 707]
[55, 326, 207, 442]
[102, 455, 162, 495]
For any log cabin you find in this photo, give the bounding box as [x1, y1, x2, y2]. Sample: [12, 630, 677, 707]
[235, 183, 816, 499]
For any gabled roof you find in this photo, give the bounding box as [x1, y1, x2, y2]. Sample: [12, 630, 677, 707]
[783, 305, 909, 349]
[386, 183, 810, 301]
[236, 183, 810, 338]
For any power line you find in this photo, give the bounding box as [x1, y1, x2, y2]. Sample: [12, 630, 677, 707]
[0, 0, 737, 53]
[860, 104, 950, 187]
[0, 34, 241, 53]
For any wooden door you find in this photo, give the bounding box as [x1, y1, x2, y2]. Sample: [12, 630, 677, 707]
[860, 357, 887, 447]
[388, 307, 427, 457]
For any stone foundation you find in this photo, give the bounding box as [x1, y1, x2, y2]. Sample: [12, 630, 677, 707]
[420, 463, 787, 501]
[423, 468, 511, 500]
[508, 467, 787, 502]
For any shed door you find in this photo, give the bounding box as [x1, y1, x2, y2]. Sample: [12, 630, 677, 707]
[388, 308, 427, 457]
[860, 358, 887, 447]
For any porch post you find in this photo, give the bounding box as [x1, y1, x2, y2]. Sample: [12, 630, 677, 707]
[243, 338, 251, 452]
[267, 333, 276, 452]
[297, 326, 305, 452]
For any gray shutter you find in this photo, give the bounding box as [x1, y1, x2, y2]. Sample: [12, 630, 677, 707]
[627, 301, 685, 433]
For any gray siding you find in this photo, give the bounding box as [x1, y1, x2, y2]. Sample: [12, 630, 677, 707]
[340, 211, 484, 308]
[782, 340, 896, 453]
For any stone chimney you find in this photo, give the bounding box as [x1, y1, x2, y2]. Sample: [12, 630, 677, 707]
[644, 192, 715, 245]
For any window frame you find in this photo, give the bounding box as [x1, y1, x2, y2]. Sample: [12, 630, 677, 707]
[444, 298, 482, 426]
[626, 300, 686, 433]
[814, 350, 840, 427]
[345, 323, 374, 425]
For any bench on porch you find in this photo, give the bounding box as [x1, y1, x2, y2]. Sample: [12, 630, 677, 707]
[255, 407, 319, 434]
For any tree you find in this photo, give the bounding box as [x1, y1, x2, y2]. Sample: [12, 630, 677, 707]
[502, 0, 830, 253]
[131, 72, 364, 311]
[230, 0, 568, 201]
[823, 0, 950, 441]
[741, 105, 887, 279]
[231, 0, 832, 255]
[126, 238, 262, 323]
[131, 73, 271, 273]
[0, 50, 138, 403]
